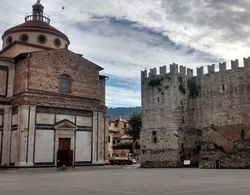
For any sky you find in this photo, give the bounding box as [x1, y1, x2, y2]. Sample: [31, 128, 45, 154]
[0, 0, 250, 107]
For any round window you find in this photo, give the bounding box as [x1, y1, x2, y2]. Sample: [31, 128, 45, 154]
[54, 38, 61, 48]
[37, 34, 47, 44]
[6, 36, 13, 45]
[19, 34, 29, 42]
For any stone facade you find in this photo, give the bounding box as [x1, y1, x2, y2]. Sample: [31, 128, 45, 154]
[141, 59, 250, 168]
[0, 1, 108, 167]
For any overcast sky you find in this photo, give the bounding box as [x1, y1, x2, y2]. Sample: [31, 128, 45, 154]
[0, 0, 250, 107]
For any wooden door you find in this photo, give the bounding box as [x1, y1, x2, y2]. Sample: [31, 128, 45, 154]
[59, 138, 71, 150]
[57, 138, 73, 167]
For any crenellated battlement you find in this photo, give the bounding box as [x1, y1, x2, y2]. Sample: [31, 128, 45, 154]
[141, 63, 193, 80]
[141, 57, 250, 80]
[141, 56, 250, 169]
[219, 62, 226, 72]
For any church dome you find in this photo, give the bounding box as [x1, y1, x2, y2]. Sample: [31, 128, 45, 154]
[2, 0, 70, 50]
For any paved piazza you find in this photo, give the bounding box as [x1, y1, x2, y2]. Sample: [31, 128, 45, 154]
[0, 166, 250, 195]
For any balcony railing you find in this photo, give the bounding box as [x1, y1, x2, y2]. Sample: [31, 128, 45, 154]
[25, 15, 50, 24]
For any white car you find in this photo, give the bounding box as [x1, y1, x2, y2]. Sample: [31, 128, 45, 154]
[129, 158, 136, 164]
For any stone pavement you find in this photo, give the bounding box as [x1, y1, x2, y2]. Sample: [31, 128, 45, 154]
[0, 166, 250, 195]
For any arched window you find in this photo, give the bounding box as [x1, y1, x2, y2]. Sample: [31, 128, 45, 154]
[59, 74, 71, 94]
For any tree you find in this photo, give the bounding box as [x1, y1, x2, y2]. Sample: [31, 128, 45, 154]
[126, 113, 142, 154]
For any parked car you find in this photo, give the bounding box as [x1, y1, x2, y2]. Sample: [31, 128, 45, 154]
[128, 158, 136, 164]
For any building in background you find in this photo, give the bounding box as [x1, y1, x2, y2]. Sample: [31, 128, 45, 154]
[108, 118, 132, 157]
[0, 0, 108, 167]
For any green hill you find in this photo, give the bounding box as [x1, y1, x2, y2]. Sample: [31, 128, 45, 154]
[107, 107, 141, 119]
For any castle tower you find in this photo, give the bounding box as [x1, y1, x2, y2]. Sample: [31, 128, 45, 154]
[140, 65, 198, 167]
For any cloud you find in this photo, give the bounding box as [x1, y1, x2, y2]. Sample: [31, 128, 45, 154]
[0, 0, 249, 107]
[65, 16, 218, 79]
[158, 0, 250, 59]
[106, 85, 141, 108]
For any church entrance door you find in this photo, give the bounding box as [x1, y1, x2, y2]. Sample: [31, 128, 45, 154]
[57, 138, 73, 167]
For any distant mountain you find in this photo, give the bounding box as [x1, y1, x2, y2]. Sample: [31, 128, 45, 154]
[107, 107, 141, 119]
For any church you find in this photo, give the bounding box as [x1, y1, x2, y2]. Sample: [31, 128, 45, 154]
[0, 1, 108, 167]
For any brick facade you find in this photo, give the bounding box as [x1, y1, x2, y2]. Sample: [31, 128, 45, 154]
[0, 1, 108, 167]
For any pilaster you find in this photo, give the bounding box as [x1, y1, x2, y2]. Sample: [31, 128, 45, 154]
[27, 106, 36, 165]
[1, 106, 12, 166]
[92, 112, 98, 163]
[16, 105, 29, 166]
[97, 112, 105, 163]
[104, 115, 109, 162]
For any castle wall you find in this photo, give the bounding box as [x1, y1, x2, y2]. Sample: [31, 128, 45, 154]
[190, 62, 250, 129]
[190, 60, 250, 167]
[141, 57, 250, 168]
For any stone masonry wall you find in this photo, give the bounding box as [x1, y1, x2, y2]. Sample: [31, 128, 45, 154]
[141, 64, 198, 167]
[141, 57, 250, 168]
[190, 60, 250, 130]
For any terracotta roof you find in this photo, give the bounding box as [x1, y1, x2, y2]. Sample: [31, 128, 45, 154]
[0, 41, 54, 58]
[11, 48, 104, 71]
[113, 134, 132, 139]
[0, 56, 13, 62]
[109, 118, 128, 123]
[2, 21, 70, 44]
